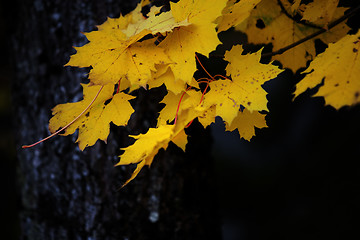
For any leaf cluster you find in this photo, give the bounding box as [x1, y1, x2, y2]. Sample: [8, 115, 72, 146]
[26, 0, 360, 185]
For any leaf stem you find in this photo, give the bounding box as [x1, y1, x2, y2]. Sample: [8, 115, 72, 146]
[195, 53, 215, 80]
[22, 85, 104, 149]
[116, 79, 121, 93]
[213, 74, 230, 80]
[174, 86, 192, 125]
[173, 53, 216, 126]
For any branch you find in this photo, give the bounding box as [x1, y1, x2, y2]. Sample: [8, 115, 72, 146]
[262, 4, 360, 58]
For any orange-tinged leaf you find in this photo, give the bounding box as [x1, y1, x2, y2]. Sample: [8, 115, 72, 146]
[203, 45, 283, 125]
[225, 109, 267, 141]
[49, 84, 135, 150]
[295, 32, 360, 109]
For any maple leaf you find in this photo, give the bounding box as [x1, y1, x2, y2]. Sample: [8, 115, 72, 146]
[157, 89, 203, 126]
[117, 125, 174, 167]
[198, 105, 216, 128]
[295, 32, 360, 109]
[122, 9, 191, 40]
[49, 84, 135, 150]
[67, 29, 170, 87]
[158, 0, 227, 84]
[147, 65, 187, 94]
[116, 106, 207, 186]
[157, 90, 182, 126]
[238, 0, 350, 71]
[225, 109, 267, 141]
[66, 2, 185, 87]
[117, 124, 173, 186]
[203, 45, 283, 125]
[171, 129, 188, 151]
[217, 0, 262, 33]
[300, 0, 339, 27]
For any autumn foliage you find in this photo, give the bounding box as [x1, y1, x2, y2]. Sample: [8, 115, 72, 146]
[24, 0, 360, 186]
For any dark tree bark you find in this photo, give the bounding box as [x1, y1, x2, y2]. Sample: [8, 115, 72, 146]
[8, 0, 221, 239]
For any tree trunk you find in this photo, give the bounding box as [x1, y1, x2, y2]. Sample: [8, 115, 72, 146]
[8, 0, 221, 239]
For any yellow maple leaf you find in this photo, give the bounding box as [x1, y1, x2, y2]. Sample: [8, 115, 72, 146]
[295, 32, 360, 109]
[198, 105, 216, 128]
[117, 125, 174, 166]
[117, 124, 174, 186]
[157, 89, 203, 126]
[67, 32, 170, 87]
[300, 0, 339, 27]
[171, 0, 226, 24]
[49, 84, 135, 150]
[157, 91, 182, 126]
[171, 129, 188, 151]
[116, 105, 206, 186]
[96, 15, 132, 37]
[147, 64, 187, 94]
[225, 109, 267, 141]
[158, 0, 227, 84]
[238, 0, 349, 71]
[318, 7, 350, 43]
[66, 3, 188, 87]
[203, 45, 283, 125]
[217, 0, 262, 33]
[128, 0, 148, 25]
[123, 10, 191, 40]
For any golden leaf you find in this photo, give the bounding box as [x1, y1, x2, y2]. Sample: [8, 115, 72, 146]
[203, 45, 283, 125]
[225, 109, 267, 141]
[117, 106, 207, 186]
[217, 0, 262, 33]
[159, 0, 227, 84]
[295, 32, 360, 109]
[49, 84, 135, 150]
[238, 0, 349, 71]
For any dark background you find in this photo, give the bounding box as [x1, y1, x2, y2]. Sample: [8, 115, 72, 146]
[1, 0, 360, 239]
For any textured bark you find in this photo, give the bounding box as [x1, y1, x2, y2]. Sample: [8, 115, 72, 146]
[8, 0, 221, 239]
